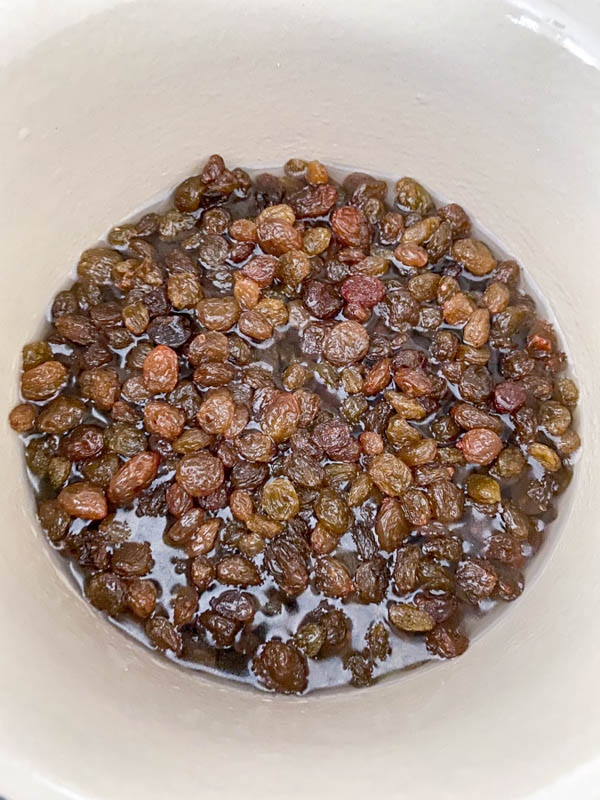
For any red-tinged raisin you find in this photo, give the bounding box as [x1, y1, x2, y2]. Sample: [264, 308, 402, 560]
[341, 275, 385, 307]
[233, 274, 260, 310]
[9, 403, 37, 432]
[165, 482, 193, 517]
[142, 345, 178, 394]
[143, 401, 185, 440]
[61, 425, 105, 462]
[193, 362, 235, 388]
[451, 403, 503, 433]
[301, 280, 343, 319]
[463, 308, 490, 347]
[414, 592, 458, 623]
[362, 358, 391, 395]
[359, 431, 384, 455]
[176, 452, 224, 497]
[375, 497, 410, 553]
[241, 255, 278, 287]
[331, 206, 370, 248]
[438, 203, 471, 237]
[379, 211, 405, 244]
[107, 451, 160, 505]
[323, 321, 370, 365]
[394, 242, 428, 268]
[58, 482, 107, 519]
[493, 381, 527, 413]
[239, 309, 273, 341]
[261, 392, 300, 443]
[196, 388, 235, 434]
[79, 368, 120, 411]
[393, 366, 433, 397]
[21, 361, 68, 401]
[442, 291, 475, 325]
[229, 218, 257, 242]
[291, 184, 338, 217]
[457, 428, 503, 465]
[166, 508, 205, 545]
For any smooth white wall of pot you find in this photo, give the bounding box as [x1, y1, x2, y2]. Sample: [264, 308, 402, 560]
[1, 1, 599, 799]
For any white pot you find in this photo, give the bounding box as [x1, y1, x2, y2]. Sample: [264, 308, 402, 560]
[1, 1, 599, 798]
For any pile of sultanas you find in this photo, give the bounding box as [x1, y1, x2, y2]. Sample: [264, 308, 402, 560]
[9, 155, 580, 693]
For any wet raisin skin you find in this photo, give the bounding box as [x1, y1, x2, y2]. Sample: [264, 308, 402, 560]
[62, 425, 105, 462]
[457, 428, 503, 465]
[456, 558, 498, 603]
[210, 590, 257, 624]
[57, 482, 107, 520]
[111, 541, 154, 578]
[176, 452, 224, 497]
[107, 452, 160, 505]
[355, 556, 389, 603]
[252, 641, 308, 694]
[291, 184, 338, 217]
[313, 557, 354, 598]
[302, 280, 344, 319]
[323, 321, 370, 365]
[264, 534, 310, 596]
[21, 361, 68, 401]
[426, 625, 469, 659]
[145, 617, 183, 656]
[216, 555, 262, 587]
[127, 579, 157, 618]
[143, 345, 179, 393]
[86, 573, 127, 616]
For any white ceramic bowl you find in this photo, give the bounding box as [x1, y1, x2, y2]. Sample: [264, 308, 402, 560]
[1, 1, 600, 798]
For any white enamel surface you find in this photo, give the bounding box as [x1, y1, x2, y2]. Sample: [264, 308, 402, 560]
[1, 1, 600, 798]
